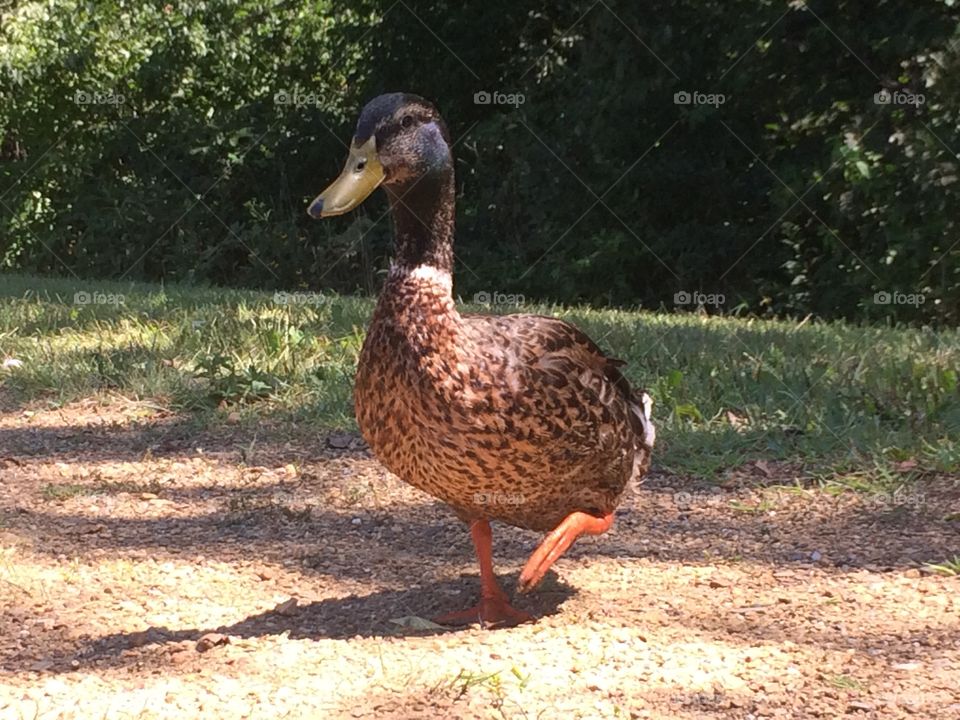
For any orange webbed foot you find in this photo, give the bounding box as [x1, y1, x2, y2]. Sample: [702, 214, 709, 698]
[433, 593, 534, 628]
[434, 518, 536, 628]
[518, 510, 615, 593]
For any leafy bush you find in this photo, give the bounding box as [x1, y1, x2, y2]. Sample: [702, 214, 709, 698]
[1, 0, 959, 324]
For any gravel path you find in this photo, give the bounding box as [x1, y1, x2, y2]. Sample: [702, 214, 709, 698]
[1, 399, 958, 719]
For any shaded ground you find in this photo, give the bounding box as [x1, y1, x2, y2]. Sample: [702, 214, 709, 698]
[0, 396, 958, 719]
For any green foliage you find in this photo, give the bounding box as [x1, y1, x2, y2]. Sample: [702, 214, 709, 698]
[1, 1, 959, 323]
[194, 352, 282, 404]
[42, 477, 162, 500]
[0, 0, 381, 288]
[2, 273, 959, 483]
[926, 556, 960, 575]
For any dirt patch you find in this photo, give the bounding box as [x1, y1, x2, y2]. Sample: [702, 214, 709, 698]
[1, 398, 958, 718]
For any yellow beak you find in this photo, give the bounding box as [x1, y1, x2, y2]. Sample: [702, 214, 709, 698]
[307, 137, 384, 218]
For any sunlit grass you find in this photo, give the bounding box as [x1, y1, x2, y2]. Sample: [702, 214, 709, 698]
[1, 271, 959, 483]
[925, 556, 960, 576]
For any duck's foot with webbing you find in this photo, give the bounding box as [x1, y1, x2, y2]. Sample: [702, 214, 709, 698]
[517, 510, 615, 594]
[433, 519, 534, 628]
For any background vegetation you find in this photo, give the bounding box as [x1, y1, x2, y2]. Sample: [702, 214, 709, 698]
[1, 0, 959, 323]
[3, 273, 959, 481]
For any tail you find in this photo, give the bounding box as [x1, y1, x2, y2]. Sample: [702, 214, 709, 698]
[602, 358, 656, 453]
[632, 391, 656, 450]
[629, 390, 655, 484]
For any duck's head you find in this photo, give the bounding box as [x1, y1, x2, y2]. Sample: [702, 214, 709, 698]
[308, 93, 452, 219]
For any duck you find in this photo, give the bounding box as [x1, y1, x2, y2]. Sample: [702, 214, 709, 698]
[307, 93, 655, 626]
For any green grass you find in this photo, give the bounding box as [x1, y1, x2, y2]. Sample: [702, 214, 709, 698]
[41, 478, 162, 501]
[827, 674, 865, 691]
[925, 556, 960, 576]
[40, 483, 97, 501]
[1, 271, 959, 483]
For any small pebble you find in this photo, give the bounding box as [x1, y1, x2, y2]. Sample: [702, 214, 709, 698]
[196, 633, 230, 653]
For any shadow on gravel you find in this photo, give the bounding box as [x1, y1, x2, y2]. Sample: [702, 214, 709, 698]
[4, 412, 959, 679]
[9, 479, 958, 578]
[0, 420, 340, 464]
[24, 564, 955, 676]
[49, 575, 574, 673]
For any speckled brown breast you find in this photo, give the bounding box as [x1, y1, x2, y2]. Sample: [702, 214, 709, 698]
[355, 272, 654, 533]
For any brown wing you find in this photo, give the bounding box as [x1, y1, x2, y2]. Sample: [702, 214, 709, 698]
[462, 312, 640, 400]
[460, 312, 655, 460]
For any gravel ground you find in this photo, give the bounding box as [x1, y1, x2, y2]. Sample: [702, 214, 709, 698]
[1, 398, 958, 719]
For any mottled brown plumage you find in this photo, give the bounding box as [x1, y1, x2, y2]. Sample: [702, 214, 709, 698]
[309, 93, 655, 626]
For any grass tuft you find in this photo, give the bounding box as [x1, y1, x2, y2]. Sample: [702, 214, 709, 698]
[925, 556, 960, 576]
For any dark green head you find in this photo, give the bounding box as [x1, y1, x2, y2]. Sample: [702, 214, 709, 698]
[308, 93, 452, 218]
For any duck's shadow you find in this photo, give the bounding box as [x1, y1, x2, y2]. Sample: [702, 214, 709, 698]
[75, 573, 574, 670]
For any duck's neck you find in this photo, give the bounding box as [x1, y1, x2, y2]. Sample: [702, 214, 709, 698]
[384, 166, 455, 291]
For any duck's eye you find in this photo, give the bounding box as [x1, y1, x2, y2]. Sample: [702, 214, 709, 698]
[401, 114, 415, 129]
[355, 159, 366, 172]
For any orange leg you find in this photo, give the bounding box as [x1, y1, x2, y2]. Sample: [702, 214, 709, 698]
[517, 510, 615, 593]
[433, 519, 534, 627]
